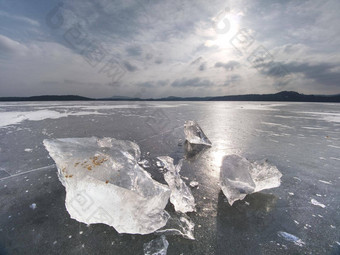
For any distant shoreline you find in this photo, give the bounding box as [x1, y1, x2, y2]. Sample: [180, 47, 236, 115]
[1, 91, 339, 102]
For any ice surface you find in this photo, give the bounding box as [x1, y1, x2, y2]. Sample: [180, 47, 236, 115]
[43, 137, 171, 234]
[220, 155, 282, 205]
[277, 231, 305, 247]
[157, 156, 196, 213]
[156, 214, 195, 240]
[143, 235, 169, 255]
[311, 198, 326, 208]
[184, 120, 212, 146]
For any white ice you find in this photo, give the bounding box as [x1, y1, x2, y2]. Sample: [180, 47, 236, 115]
[43, 137, 171, 234]
[220, 155, 282, 205]
[0, 110, 105, 128]
[184, 120, 212, 146]
[143, 235, 169, 255]
[311, 198, 326, 208]
[157, 156, 196, 213]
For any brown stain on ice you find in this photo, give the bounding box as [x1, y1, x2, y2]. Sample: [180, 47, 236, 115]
[75, 156, 109, 171]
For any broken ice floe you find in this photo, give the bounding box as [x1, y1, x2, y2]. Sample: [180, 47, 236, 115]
[143, 235, 169, 255]
[43, 137, 171, 234]
[277, 231, 305, 247]
[220, 155, 282, 205]
[156, 213, 195, 240]
[184, 120, 212, 146]
[157, 156, 196, 213]
[311, 198, 326, 208]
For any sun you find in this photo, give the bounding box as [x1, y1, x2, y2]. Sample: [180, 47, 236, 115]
[206, 10, 243, 49]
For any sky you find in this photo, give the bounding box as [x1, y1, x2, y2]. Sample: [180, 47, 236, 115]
[0, 0, 340, 98]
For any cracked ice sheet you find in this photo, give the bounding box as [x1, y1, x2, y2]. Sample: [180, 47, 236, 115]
[157, 156, 196, 213]
[43, 137, 170, 235]
[220, 155, 282, 205]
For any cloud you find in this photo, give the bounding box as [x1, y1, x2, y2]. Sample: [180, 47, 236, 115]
[0, 10, 39, 26]
[263, 61, 340, 87]
[215, 61, 240, 71]
[123, 61, 138, 72]
[171, 78, 213, 88]
[126, 45, 142, 56]
[0, 35, 27, 55]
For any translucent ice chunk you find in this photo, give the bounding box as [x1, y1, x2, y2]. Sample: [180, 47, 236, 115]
[143, 235, 169, 255]
[220, 155, 282, 205]
[156, 213, 195, 240]
[277, 231, 305, 247]
[157, 156, 196, 213]
[184, 121, 212, 146]
[43, 137, 171, 235]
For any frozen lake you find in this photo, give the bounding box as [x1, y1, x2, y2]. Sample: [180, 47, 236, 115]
[0, 101, 339, 254]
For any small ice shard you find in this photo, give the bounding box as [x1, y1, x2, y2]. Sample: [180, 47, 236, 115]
[189, 181, 199, 188]
[277, 231, 305, 247]
[220, 155, 282, 205]
[43, 137, 171, 234]
[157, 156, 196, 213]
[29, 203, 37, 210]
[24, 148, 32, 152]
[138, 159, 151, 168]
[143, 235, 169, 255]
[184, 120, 212, 146]
[156, 214, 195, 240]
[311, 198, 326, 208]
[318, 180, 332, 185]
[156, 161, 165, 168]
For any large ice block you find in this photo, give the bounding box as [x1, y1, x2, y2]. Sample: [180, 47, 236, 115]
[184, 120, 212, 146]
[157, 156, 196, 213]
[220, 155, 282, 205]
[43, 137, 171, 234]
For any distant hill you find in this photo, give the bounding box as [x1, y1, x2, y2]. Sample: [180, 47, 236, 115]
[0, 91, 339, 102]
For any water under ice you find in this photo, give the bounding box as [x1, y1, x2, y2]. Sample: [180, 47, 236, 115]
[184, 120, 212, 146]
[43, 137, 171, 235]
[143, 235, 169, 255]
[157, 156, 196, 213]
[220, 155, 282, 205]
[277, 231, 305, 247]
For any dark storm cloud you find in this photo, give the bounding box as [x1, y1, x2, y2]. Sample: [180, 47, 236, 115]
[171, 78, 213, 88]
[215, 61, 240, 71]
